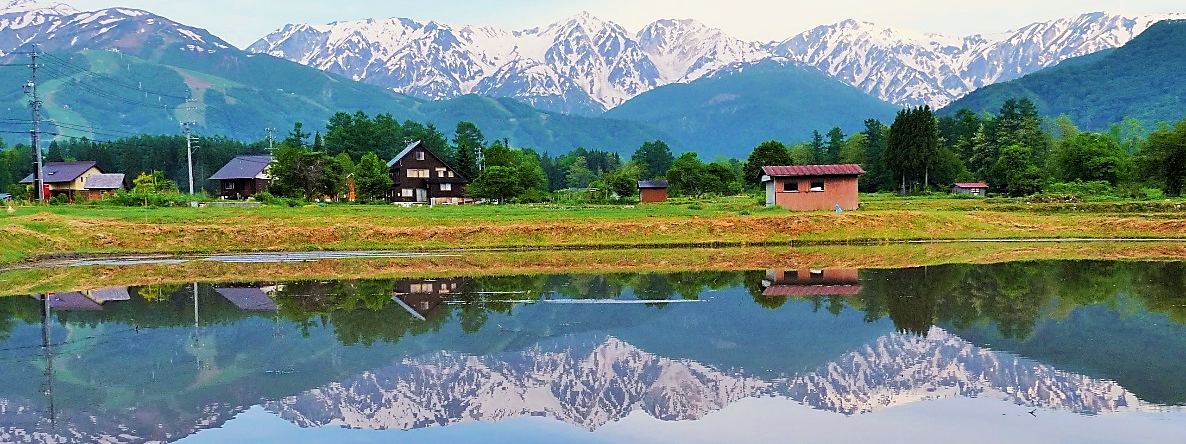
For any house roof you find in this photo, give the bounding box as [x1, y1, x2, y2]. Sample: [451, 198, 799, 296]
[762, 164, 866, 178]
[387, 140, 422, 168]
[88, 287, 131, 302]
[953, 182, 989, 189]
[638, 180, 669, 189]
[48, 292, 103, 311]
[214, 287, 278, 311]
[20, 161, 98, 184]
[762, 285, 864, 297]
[387, 140, 470, 181]
[209, 155, 272, 180]
[84, 173, 125, 190]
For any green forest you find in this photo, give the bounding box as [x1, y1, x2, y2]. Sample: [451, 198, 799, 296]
[3, 96, 1186, 204]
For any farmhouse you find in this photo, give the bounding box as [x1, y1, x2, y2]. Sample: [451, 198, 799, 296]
[386, 141, 469, 204]
[762, 164, 865, 211]
[209, 155, 272, 200]
[637, 180, 669, 203]
[20, 161, 105, 202]
[952, 182, 989, 197]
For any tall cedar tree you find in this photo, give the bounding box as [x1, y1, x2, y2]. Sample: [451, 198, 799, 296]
[886, 106, 940, 194]
[859, 119, 888, 192]
[825, 127, 845, 165]
[453, 121, 484, 180]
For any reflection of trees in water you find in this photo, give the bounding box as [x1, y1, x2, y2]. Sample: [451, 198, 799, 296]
[817, 261, 1186, 340]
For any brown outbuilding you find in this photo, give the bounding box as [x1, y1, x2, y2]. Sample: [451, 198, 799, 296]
[209, 155, 272, 200]
[762, 164, 865, 211]
[637, 180, 669, 203]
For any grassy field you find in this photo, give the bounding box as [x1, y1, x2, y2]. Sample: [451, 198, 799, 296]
[3, 194, 1186, 267]
[4, 241, 1186, 297]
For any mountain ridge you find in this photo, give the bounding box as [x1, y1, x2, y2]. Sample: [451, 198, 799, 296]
[249, 10, 1184, 113]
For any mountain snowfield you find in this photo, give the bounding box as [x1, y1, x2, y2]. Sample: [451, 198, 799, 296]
[266, 328, 1158, 432]
[0, 0, 232, 56]
[250, 10, 1185, 113]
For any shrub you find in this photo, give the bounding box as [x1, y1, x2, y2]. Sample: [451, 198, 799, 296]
[253, 191, 303, 207]
[103, 191, 191, 207]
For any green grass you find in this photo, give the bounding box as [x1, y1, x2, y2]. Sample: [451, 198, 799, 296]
[3, 194, 1186, 267]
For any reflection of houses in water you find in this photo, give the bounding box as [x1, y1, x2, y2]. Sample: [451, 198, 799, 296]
[762, 269, 862, 296]
[213, 286, 279, 311]
[40, 287, 132, 311]
[393, 278, 472, 320]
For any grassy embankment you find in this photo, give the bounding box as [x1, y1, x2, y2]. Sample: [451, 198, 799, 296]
[3, 194, 1186, 267]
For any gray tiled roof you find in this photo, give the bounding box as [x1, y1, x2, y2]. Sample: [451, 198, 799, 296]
[84, 173, 125, 190]
[20, 161, 98, 184]
[214, 287, 278, 311]
[209, 155, 272, 180]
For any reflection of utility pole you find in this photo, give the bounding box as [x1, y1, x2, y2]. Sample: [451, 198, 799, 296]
[39, 294, 56, 428]
[192, 283, 200, 369]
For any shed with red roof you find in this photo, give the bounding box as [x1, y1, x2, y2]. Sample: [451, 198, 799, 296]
[952, 182, 989, 197]
[761, 164, 865, 211]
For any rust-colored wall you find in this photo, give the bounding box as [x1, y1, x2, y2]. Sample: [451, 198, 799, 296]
[640, 188, 667, 203]
[772, 176, 860, 211]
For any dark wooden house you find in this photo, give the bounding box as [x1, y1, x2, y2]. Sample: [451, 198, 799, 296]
[209, 155, 272, 200]
[386, 141, 469, 204]
[638, 180, 669, 203]
[393, 277, 473, 320]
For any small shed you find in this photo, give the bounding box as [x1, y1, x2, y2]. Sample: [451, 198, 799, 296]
[209, 155, 272, 200]
[214, 287, 278, 311]
[952, 182, 989, 197]
[762, 164, 865, 211]
[82, 173, 125, 200]
[638, 180, 669, 203]
[760, 269, 863, 297]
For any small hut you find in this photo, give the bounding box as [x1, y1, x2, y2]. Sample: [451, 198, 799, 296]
[638, 180, 669, 203]
[952, 182, 989, 197]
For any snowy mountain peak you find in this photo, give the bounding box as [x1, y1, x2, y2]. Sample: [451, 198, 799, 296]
[249, 11, 1184, 112]
[1, 0, 76, 15]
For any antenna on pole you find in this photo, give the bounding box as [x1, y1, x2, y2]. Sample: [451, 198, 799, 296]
[25, 44, 44, 203]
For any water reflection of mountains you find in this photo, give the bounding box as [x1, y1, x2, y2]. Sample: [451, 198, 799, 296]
[268, 329, 1151, 432]
[0, 260, 1184, 443]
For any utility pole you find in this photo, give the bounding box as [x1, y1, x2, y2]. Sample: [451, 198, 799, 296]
[265, 127, 275, 152]
[24, 45, 44, 203]
[183, 99, 197, 195]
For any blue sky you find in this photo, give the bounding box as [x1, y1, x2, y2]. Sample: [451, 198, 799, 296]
[65, 0, 1185, 49]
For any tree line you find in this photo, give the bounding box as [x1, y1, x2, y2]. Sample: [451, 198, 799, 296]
[5, 101, 1186, 202]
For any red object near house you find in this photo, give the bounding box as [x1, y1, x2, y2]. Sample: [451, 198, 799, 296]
[638, 180, 669, 203]
[762, 164, 865, 211]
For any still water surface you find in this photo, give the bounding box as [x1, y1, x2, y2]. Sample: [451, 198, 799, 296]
[2, 261, 1186, 443]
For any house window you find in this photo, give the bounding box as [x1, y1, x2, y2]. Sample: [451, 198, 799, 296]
[448, 171, 454, 178]
[810, 269, 825, 280]
[440, 183, 452, 191]
[436, 167, 447, 177]
[401, 188, 413, 197]
[224, 182, 234, 190]
[810, 181, 825, 192]
[407, 169, 429, 178]
[783, 181, 798, 192]
[410, 283, 430, 293]
[415, 151, 425, 161]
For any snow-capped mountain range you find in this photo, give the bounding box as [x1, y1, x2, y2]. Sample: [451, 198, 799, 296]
[249, 10, 1184, 114]
[0, 0, 230, 57]
[267, 328, 1158, 432]
[0, 1, 1180, 116]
